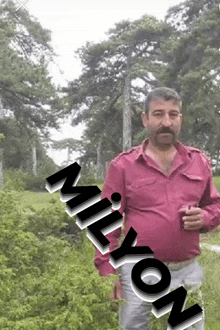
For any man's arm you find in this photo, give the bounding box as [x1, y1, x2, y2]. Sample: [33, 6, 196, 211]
[180, 155, 220, 232]
[94, 159, 126, 277]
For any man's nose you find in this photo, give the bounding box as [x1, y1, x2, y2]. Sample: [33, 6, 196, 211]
[162, 114, 172, 126]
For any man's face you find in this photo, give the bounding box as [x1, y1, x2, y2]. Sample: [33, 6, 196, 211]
[141, 99, 182, 150]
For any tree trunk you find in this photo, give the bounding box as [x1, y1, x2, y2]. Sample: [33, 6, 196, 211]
[96, 140, 104, 181]
[67, 146, 71, 166]
[123, 48, 132, 151]
[215, 148, 220, 173]
[0, 98, 4, 188]
[32, 145, 37, 176]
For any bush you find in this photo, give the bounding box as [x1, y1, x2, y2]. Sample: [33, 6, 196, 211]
[4, 169, 27, 191]
[0, 190, 120, 329]
[4, 168, 46, 192]
[24, 173, 46, 191]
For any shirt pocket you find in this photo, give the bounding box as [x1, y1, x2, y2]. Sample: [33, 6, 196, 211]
[179, 173, 206, 203]
[127, 176, 165, 208]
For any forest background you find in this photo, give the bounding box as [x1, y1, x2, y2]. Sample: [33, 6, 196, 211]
[0, 0, 220, 329]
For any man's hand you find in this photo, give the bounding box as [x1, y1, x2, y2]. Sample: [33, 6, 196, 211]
[112, 278, 122, 300]
[107, 276, 122, 309]
[179, 206, 204, 231]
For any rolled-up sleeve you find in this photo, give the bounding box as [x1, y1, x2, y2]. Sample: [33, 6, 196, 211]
[94, 159, 126, 277]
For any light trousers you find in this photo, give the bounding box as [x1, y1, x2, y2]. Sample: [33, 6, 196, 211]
[119, 260, 205, 330]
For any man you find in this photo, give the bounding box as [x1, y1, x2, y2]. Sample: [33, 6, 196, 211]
[94, 87, 220, 329]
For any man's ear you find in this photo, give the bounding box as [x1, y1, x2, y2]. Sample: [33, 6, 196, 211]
[141, 112, 148, 128]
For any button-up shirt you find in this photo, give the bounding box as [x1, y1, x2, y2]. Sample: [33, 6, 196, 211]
[94, 139, 220, 277]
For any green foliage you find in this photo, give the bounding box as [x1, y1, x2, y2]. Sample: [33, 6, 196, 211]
[0, 117, 56, 173]
[0, 190, 220, 328]
[24, 173, 50, 192]
[0, 189, 120, 329]
[0, 0, 62, 133]
[4, 169, 27, 191]
[213, 176, 220, 192]
[3, 168, 46, 192]
[0, 0, 65, 182]
[159, 0, 220, 157]
[3, 156, 59, 191]
[64, 0, 220, 168]
[65, 14, 169, 164]
[150, 286, 203, 330]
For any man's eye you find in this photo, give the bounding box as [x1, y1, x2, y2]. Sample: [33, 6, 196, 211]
[170, 113, 179, 118]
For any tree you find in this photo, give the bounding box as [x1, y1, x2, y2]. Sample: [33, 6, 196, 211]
[0, 98, 4, 188]
[65, 15, 170, 171]
[0, 116, 57, 179]
[52, 138, 81, 166]
[157, 0, 220, 159]
[0, 0, 64, 180]
[0, 0, 62, 133]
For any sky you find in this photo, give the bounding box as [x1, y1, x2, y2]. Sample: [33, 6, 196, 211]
[21, 0, 183, 165]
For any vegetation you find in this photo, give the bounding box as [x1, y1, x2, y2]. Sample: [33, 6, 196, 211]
[0, 189, 120, 329]
[0, 187, 219, 329]
[0, 0, 63, 185]
[63, 0, 220, 180]
[0, 0, 220, 328]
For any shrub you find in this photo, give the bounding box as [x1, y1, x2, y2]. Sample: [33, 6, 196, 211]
[4, 169, 27, 191]
[24, 173, 46, 191]
[0, 190, 120, 329]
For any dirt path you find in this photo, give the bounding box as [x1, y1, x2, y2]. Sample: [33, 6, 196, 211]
[201, 243, 220, 254]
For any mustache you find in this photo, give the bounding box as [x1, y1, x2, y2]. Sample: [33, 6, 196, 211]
[157, 128, 174, 134]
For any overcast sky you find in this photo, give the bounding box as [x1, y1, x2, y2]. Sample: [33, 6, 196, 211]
[22, 0, 183, 165]
[26, 0, 183, 85]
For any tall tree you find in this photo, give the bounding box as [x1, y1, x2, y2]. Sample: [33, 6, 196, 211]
[52, 138, 81, 166]
[65, 15, 170, 170]
[157, 0, 220, 159]
[0, 0, 63, 134]
[0, 0, 64, 179]
[0, 98, 4, 188]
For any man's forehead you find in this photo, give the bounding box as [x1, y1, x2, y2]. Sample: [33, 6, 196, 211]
[149, 99, 181, 111]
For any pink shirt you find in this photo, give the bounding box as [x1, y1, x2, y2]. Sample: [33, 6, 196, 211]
[94, 139, 220, 277]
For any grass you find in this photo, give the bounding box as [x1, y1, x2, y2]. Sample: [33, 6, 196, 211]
[199, 247, 220, 329]
[18, 190, 62, 211]
[213, 175, 220, 192]
[200, 176, 220, 246]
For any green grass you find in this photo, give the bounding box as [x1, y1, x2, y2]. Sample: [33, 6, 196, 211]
[200, 175, 220, 246]
[213, 175, 220, 192]
[201, 231, 220, 245]
[18, 190, 62, 211]
[199, 248, 220, 329]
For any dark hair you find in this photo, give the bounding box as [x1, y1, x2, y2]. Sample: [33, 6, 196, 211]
[144, 87, 182, 113]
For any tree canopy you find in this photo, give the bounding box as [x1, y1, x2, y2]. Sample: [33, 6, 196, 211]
[64, 15, 170, 175]
[64, 0, 220, 176]
[159, 0, 220, 158]
[0, 0, 64, 177]
[0, 0, 63, 134]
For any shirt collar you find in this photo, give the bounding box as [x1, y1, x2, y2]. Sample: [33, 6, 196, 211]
[135, 138, 191, 161]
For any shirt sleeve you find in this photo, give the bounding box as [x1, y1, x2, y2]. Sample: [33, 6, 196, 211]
[94, 158, 126, 277]
[199, 157, 220, 232]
